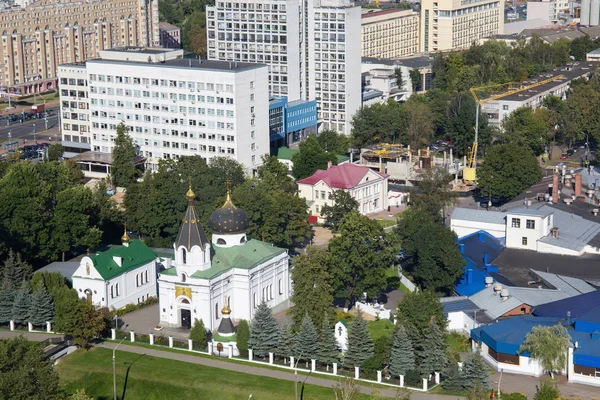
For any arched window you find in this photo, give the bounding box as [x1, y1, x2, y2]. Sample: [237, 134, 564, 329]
[217, 238, 226, 245]
[215, 303, 219, 319]
[182, 248, 187, 264]
[279, 279, 283, 295]
[240, 236, 246, 244]
[110, 285, 114, 298]
[181, 273, 186, 283]
[145, 270, 149, 283]
[253, 293, 257, 308]
[115, 283, 119, 297]
[136, 274, 139, 287]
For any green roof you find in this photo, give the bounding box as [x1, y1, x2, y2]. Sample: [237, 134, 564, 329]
[338, 319, 349, 328]
[336, 154, 350, 163]
[90, 240, 157, 280]
[191, 239, 286, 280]
[213, 333, 237, 343]
[277, 146, 298, 161]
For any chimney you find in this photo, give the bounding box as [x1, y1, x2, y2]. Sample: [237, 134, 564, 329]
[575, 173, 582, 197]
[467, 269, 473, 285]
[483, 252, 489, 265]
[552, 173, 559, 204]
[478, 232, 484, 243]
[327, 160, 333, 170]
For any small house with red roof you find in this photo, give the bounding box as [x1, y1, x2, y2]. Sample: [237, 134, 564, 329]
[297, 163, 388, 219]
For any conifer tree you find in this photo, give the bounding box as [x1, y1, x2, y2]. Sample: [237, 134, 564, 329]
[248, 301, 279, 357]
[0, 289, 15, 323]
[189, 318, 207, 350]
[11, 283, 32, 324]
[12, 252, 32, 284]
[277, 320, 296, 361]
[389, 325, 416, 378]
[344, 312, 374, 368]
[420, 321, 447, 376]
[295, 314, 320, 361]
[236, 319, 250, 357]
[1, 251, 17, 290]
[441, 353, 463, 393]
[461, 352, 491, 391]
[28, 286, 54, 327]
[317, 316, 339, 366]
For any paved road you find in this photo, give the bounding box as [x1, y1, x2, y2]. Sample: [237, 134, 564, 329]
[0, 111, 60, 142]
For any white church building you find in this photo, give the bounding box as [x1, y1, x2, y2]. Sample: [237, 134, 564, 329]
[158, 186, 291, 331]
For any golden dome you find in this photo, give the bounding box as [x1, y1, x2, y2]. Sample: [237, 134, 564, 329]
[186, 185, 195, 202]
[221, 303, 231, 316]
[121, 226, 130, 244]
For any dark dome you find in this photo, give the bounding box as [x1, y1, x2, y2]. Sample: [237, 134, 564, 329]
[208, 194, 249, 235]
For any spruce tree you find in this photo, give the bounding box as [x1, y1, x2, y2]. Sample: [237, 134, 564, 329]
[295, 314, 320, 361]
[420, 321, 447, 376]
[389, 325, 416, 378]
[189, 318, 207, 350]
[276, 320, 296, 361]
[441, 353, 463, 393]
[0, 290, 15, 323]
[12, 253, 32, 284]
[28, 286, 54, 327]
[344, 312, 374, 368]
[11, 283, 32, 324]
[248, 301, 280, 357]
[318, 316, 339, 366]
[461, 352, 491, 391]
[236, 319, 250, 357]
[1, 251, 17, 290]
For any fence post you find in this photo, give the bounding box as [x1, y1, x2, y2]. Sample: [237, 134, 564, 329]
[248, 348, 253, 361]
[28, 322, 33, 332]
[400, 375, 404, 387]
[9, 320, 14, 331]
[46, 321, 51, 333]
[208, 341, 213, 354]
[228, 345, 233, 358]
[354, 366, 359, 380]
[332, 362, 338, 375]
[130, 330, 135, 342]
[377, 370, 382, 383]
[290, 356, 295, 369]
[111, 328, 116, 340]
[422, 378, 428, 391]
[168, 336, 173, 348]
[435, 371, 440, 384]
[269, 352, 274, 364]
[311, 359, 316, 372]
[188, 339, 193, 351]
[149, 333, 154, 345]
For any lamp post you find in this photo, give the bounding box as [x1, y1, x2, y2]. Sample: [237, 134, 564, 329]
[33, 124, 36, 143]
[497, 368, 503, 399]
[113, 335, 128, 400]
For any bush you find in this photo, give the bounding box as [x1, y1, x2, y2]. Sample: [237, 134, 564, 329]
[501, 393, 528, 400]
[534, 381, 560, 400]
[114, 297, 158, 317]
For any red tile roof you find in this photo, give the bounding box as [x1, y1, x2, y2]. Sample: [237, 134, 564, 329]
[297, 163, 387, 189]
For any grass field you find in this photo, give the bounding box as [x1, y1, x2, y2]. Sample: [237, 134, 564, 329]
[57, 347, 366, 400]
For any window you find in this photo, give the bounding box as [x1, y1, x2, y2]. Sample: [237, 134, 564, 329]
[145, 270, 149, 283]
[279, 279, 283, 295]
[136, 274, 139, 287]
[217, 238, 226, 245]
[181, 273, 186, 283]
[110, 285, 114, 298]
[216, 303, 219, 319]
[511, 218, 520, 228]
[253, 293, 257, 308]
[502, 105, 509, 110]
[522, 237, 528, 246]
[526, 219, 535, 229]
[115, 283, 120, 297]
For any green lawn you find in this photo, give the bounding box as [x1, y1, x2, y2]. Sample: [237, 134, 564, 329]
[445, 331, 470, 353]
[57, 347, 363, 400]
[376, 219, 397, 228]
[368, 319, 395, 342]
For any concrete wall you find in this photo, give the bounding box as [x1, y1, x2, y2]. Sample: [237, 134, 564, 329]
[450, 219, 505, 239]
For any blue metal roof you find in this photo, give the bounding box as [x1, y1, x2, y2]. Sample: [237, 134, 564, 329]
[571, 330, 600, 368]
[531, 290, 600, 319]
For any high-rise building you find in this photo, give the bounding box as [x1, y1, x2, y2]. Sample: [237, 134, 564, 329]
[58, 48, 270, 173]
[0, 0, 159, 95]
[361, 9, 420, 59]
[420, 0, 504, 53]
[581, 0, 600, 25]
[206, 0, 361, 135]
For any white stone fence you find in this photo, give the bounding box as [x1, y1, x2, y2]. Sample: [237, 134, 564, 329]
[355, 301, 391, 320]
[5, 320, 54, 333]
[110, 328, 440, 392]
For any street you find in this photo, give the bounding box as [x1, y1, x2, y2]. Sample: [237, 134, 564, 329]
[0, 108, 60, 144]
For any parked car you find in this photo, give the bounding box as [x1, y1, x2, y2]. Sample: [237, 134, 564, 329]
[560, 153, 568, 159]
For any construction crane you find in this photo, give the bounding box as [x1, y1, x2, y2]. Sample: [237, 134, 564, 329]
[465, 74, 565, 184]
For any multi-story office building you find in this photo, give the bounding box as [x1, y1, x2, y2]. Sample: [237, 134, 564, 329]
[361, 9, 419, 59]
[0, 0, 159, 95]
[206, 0, 361, 135]
[420, 0, 503, 53]
[58, 48, 270, 173]
[269, 96, 317, 149]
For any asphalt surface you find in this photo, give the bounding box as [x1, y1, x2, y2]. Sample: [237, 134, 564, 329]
[0, 108, 60, 144]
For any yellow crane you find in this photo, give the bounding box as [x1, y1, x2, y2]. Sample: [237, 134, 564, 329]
[464, 74, 565, 184]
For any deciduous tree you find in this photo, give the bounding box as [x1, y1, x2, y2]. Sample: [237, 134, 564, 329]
[519, 324, 570, 379]
[501, 107, 551, 156]
[401, 95, 435, 149]
[316, 130, 349, 155]
[47, 143, 64, 161]
[320, 190, 358, 230]
[249, 301, 279, 358]
[350, 101, 403, 147]
[291, 136, 338, 180]
[289, 246, 334, 332]
[396, 290, 445, 336]
[478, 142, 542, 200]
[111, 122, 137, 188]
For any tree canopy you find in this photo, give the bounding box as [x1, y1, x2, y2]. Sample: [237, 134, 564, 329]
[291, 136, 338, 180]
[320, 190, 358, 230]
[111, 122, 137, 188]
[478, 142, 542, 200]
[519, 324, 570, 378]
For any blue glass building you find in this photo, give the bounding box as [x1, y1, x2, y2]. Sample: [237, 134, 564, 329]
[269, 96, 317, 151]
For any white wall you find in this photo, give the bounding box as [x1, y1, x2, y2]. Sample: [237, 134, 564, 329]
[480, 343, 546, 377]
[447, 311, 476, 335]
[334, 321, 348, 352]
[450, 219, 506, 239]
[505, 215, 544, 251]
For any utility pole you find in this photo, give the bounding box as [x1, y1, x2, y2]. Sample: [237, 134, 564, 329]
[113, 335, 128, 400]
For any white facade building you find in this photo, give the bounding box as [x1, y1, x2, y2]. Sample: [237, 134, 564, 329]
[207, 0, 362, 135]
[158, 187, 290, 331]
[58, 65, 91, 152]
[58, 48, 270, 173]
[71, 233, 158, 310]
[297, 163, 389, 218]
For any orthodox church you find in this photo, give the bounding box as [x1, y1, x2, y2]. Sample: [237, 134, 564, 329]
[158, 186, 290, 331]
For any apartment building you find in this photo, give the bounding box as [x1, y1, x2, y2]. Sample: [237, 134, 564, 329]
[361, 9, 419, 59]
[58, 48, 270, 173]
[206, 0, 361, 135]
[0, 0, 159, 95]
[420, 0, 503, 53]
[159, 22, 181, 49]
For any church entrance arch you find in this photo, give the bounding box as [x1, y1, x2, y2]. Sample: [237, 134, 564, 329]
[178, 297, 191, 329]
[84, 289, 92, 303]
